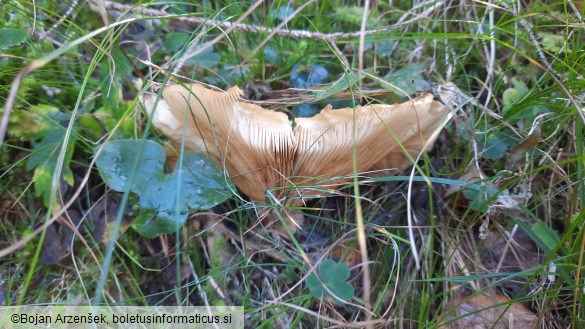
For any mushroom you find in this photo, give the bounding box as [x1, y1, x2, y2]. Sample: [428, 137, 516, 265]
[142, 83, 450, 231]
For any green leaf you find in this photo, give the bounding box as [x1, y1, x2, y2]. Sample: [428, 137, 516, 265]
[263, 46, 281, 66]
[537, 32, 568, 53]
[0, 27, 27, 49]
[130, 208, 167, 238]
[26, 128, 76, 207]
[531, 222, 560, 253]
[183, 46, 221, 68]
[78, 107, 135, 140]
[376, 42, 392, 57]
[163, 32, 190, 53]
[112, 47, 134, 75]
[463, 185, 498, 211]
[13, 104, 68, 141]
[510, 77, 529, 96]
[382, 63, 431, 96]
[95, 139, 234, 238]
[502, 85, 550, 124]
[502, 88, 521, 106]
[481, 133, 511, 160]
[502, 78, 550, 124]
[307, 259, 355, 304]
[503, 78, 527, 106]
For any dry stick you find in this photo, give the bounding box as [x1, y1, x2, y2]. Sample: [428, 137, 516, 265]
[356, 0, 373, 327]
[492, 225, 520, 287]
[357, 0, 369, 88]
[89, 0, 399, 41]
[395, 0, 445, 25]
[483, 2, 496, 113]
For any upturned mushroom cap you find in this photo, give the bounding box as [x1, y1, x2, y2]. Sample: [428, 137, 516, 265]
[143, 84, 295, 202]
[292, 94, 445, 196]
[143, 83, 450, 205]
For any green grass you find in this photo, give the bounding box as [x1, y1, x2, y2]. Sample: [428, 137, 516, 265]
[1, 0, 584, 328]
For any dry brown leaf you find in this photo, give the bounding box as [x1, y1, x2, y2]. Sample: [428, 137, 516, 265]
[439, 293, 538, 329]
[444, 166, 489, 197]
[40, 222, 65, 264]
[331, 244, 361, 268]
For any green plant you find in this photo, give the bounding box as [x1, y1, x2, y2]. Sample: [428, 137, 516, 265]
[94, 139, 234, 237]
[306, 259, 355, 304]
[25, 109, 76, 207]
[0, 27, 28, 49]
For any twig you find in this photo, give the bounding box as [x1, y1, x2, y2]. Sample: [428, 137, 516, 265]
[357, 1, 373, 328]
[88, 0, 407, 41]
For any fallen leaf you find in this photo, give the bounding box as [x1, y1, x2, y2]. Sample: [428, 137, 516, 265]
[439, 293, 538, 329]
[40, 223, 65, 265]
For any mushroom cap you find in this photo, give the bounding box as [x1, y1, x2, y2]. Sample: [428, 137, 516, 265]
[292, 94, 446, 195]
[144, 84, 295, 201]
[143, 83, 449, 203]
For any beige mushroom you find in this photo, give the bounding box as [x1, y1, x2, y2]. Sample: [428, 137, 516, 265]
[143, 83, 450, 231]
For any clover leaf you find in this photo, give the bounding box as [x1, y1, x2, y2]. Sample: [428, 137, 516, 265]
[307, 259, 355, 304]
[95, 139, 234, 238]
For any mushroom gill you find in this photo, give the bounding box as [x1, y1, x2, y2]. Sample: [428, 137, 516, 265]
[143, 83, 450, 228]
